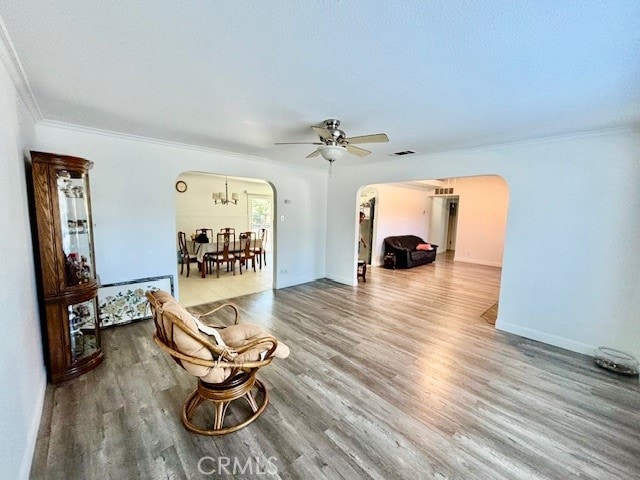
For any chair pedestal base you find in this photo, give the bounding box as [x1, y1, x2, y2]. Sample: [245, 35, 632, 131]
[182, 377, 269, 436]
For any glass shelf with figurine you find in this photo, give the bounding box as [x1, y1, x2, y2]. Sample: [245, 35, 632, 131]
[68, 298, 100, 362]
[57, 169, 95, 287]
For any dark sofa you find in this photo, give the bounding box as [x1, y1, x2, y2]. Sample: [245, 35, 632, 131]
[383, 235, 438, 269]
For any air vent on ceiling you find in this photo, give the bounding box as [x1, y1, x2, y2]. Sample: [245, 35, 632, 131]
[392, 150, 416, 156]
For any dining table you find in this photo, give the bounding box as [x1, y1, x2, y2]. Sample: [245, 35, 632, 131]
[195, 239, 262, 277]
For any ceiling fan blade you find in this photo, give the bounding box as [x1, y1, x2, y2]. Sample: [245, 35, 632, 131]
[344, 133, 389, 144]
[306, 149, 322, 158]
[311, 126, 333, 140]
[275, 142, 323, 145]
[345, 144, 371, 157]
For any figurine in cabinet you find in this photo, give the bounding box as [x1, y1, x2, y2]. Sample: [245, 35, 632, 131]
[29, 151, 104, 383]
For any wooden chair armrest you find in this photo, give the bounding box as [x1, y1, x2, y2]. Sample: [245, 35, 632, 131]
[188, 303, 239, 325]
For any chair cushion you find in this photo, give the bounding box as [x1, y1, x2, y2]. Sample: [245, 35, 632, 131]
[208, 253, 235, 260]
[220, 323, 290, 361]
[152, 289, 175, 304]
[192, 317, 226, 347]
[152, 290, 225, 346]
[149, 290, 288, 384]
[152, 291, 230, 383]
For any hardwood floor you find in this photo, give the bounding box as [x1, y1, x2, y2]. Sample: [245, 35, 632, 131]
[31, 255, 640, 479]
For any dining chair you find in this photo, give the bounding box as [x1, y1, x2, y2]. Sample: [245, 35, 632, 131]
[205, 232, 237, 278]
[219, 228, 236, 255]
[252, 228, 267, 269]
[178, 231, 199, 277]
[238, 231, 257, 274]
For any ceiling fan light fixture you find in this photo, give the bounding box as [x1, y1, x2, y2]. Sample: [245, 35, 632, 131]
[318, 144, 345, 162]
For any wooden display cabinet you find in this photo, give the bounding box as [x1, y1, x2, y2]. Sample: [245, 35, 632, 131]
[30, 151, 104, 383]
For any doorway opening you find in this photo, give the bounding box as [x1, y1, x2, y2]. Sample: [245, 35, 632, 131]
[354, 175, 508, 327]
[174, 172, 274, 307]
[429, 195, 459, 253]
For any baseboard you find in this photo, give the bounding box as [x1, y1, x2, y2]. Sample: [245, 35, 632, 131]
[496, 320, 597, 356]
[19, 370, 46, 480]
[275, 273, 324, 289]
[325, 273, 356, 286]
[453, 256, 502, 268]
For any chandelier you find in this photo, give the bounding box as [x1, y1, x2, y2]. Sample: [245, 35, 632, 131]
[212, 177, 239, 205]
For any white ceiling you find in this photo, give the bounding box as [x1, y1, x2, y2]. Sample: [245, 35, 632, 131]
[1, 1, 638, 168]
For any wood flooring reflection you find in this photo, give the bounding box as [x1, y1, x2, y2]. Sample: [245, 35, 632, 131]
[31, 255, 640, 479]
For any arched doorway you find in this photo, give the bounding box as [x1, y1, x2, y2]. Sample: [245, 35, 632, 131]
[174, 171, 274, 306]
[355, 175, 508, 326]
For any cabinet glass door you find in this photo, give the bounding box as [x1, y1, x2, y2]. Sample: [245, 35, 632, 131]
[68, 298, 100, 362]
[57, 169, 95, 287]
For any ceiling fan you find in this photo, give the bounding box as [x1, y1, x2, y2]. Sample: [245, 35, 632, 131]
[275, 119, 389, 164]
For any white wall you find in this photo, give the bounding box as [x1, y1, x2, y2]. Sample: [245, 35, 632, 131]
[33, 123, 328, 293]
[175, 172, 272, 238]
[327, 128, 640, 359]
[451, 175, 509, 267]
[0, 59, 43, 479]
[364, 183, 431, 266]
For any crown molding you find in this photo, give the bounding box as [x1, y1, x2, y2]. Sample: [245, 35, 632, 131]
[358, 124, 640, 170]
[37, 119, 328, 173]
[0, 16, 42, 122]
